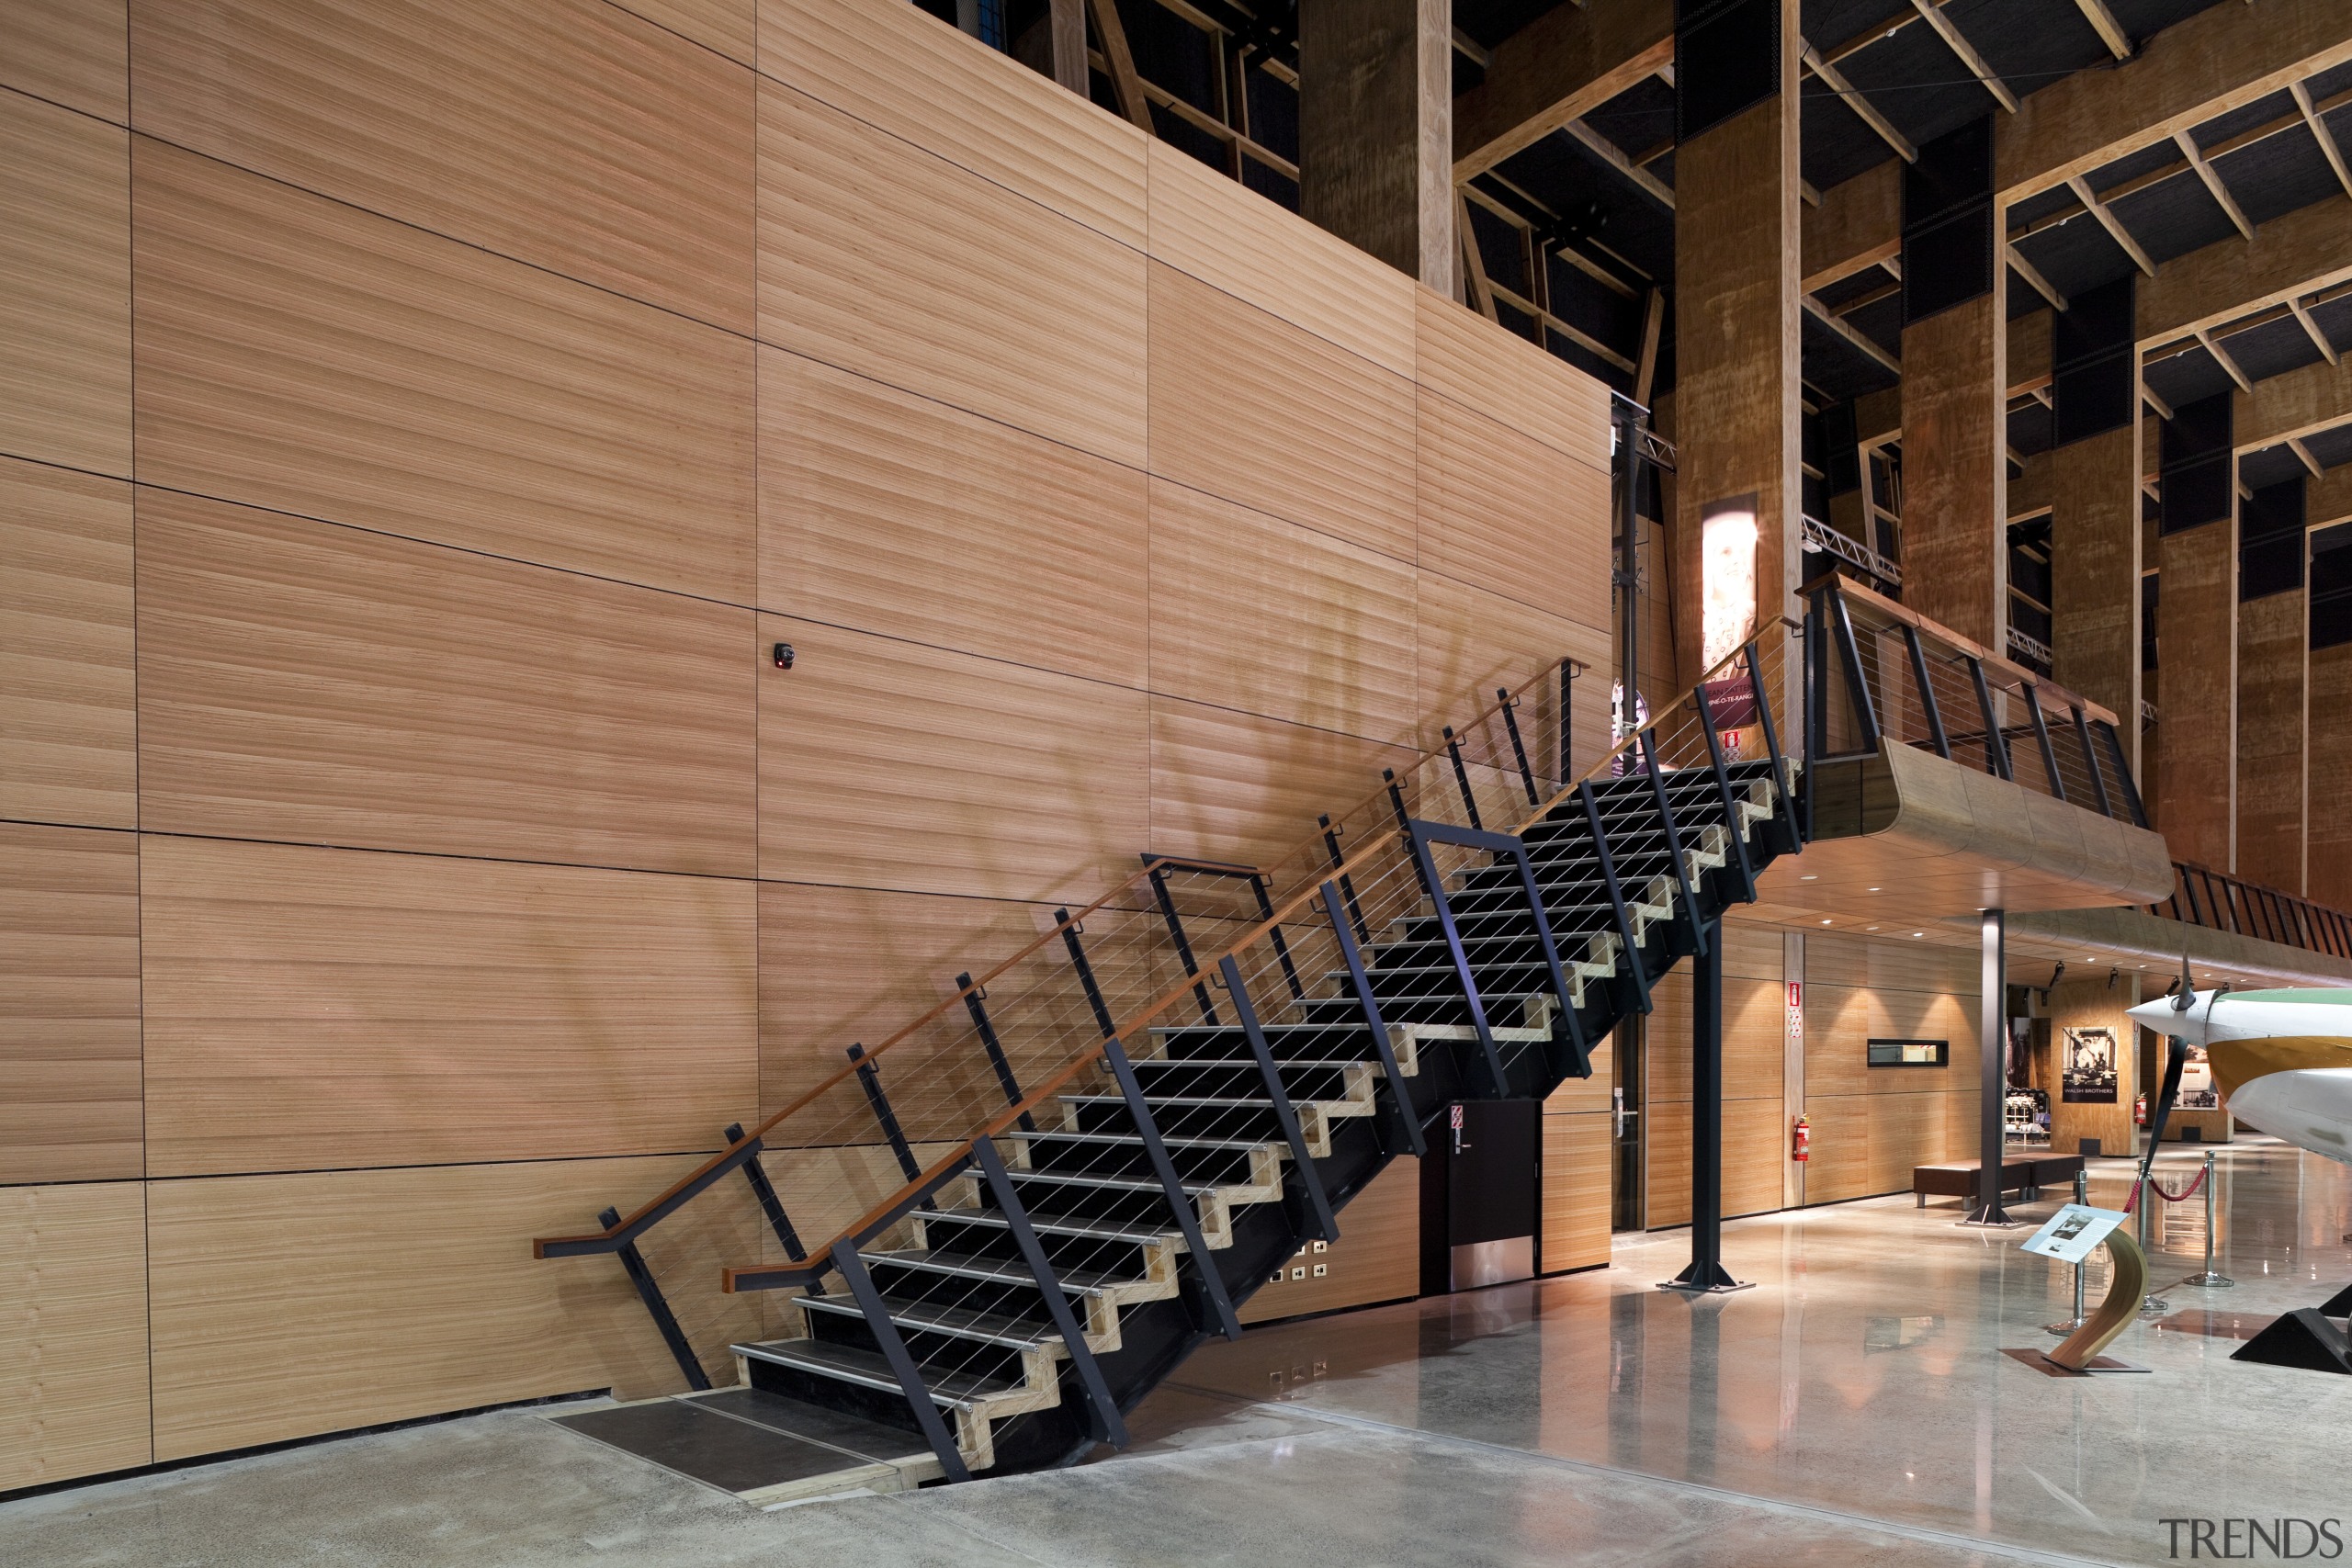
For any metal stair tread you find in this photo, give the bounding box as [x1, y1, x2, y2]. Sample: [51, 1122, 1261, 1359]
[857, 1246, 1129, 1295]
[795, 1292, 1054, 1351]
[999, 1168, 1220, 1197]
[927, 1207, 1172, 1246]
[731, 1337, 1022, 1409]
[1012, 1129, 1280, 1154]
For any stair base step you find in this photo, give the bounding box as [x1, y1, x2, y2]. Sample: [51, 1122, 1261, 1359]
[550, 1386, 941, 1504]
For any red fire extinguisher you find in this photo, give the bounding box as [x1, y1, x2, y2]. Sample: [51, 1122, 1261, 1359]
[1792, 1114, 1811, 1162]
[2133, 1094, 2149, 1127]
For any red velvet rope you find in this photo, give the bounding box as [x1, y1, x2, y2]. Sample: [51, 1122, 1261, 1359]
[2124, 1166, 2209, 1212]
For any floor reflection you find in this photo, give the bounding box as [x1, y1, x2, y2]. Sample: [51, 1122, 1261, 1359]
[1136, 1137, 2352, 1566]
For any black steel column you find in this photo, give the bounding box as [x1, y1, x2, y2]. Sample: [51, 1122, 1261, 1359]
[1964, 909, 2014, 1225]
[1665, 916, 1742, 1291]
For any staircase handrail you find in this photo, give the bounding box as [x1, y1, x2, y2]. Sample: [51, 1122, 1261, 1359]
[709, 622, 1806, 1293]
[535, 659, 1589, 1261]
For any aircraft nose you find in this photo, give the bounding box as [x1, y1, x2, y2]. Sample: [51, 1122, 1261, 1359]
[2128, 991, 2208, 1040]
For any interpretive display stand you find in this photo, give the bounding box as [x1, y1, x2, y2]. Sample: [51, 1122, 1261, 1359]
[2018, 1204, 2152, 1374]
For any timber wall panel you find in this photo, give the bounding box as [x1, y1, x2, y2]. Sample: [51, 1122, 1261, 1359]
[757, 347, 1149, 687]
[1146, 140, 1414, 377]
[1148, 264, 1417, 562]
[2234, 591, 2305, 891]
[130, 139, 757, 603]
[1238, 1156, 1420, 1323]
[0, 456, 134, 829]
[1415, 572, 1611, 753]
[0, 1182, 151, 1491]
[0, 0, 127, 122]
[1148, 479, 1419, 744]
[756, 76, 1147, 468]
[0, 825, 141, 1184]
[141, 837, 758, 1177]
[2154, 521, 2236, 869]
[758, 0, 1147, 248]
[146, 1156, 771, 1461]
[135, 491, 757, 876]
[1415, 289, 1611, 472]
[0, 87, 130, 478]
[2313, 644, 2352, 910]
[755, 615, 1150, 903]
[1541, 1111, 1611, 1271]
[613, 0, 755, 64]
[128, 0, 756, 332]
[1418, 389, 1611, 620]
[1146, 696, 1419, 871]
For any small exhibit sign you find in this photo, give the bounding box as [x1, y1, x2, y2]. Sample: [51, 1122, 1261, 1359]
[2062, 1025, 2120, 1103]
[2021, 1203, 2128, 1265]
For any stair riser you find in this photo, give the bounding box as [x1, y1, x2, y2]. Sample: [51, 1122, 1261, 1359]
[859, 1262, 1062, 1324]
[915, 1211, 1167, 1280]
[994, 1180, 1203, 1230]
[1063, 1100, 1306, 1148]
[1128, 1062, 1362, 1100]
[801, 1306, 1038, 1388]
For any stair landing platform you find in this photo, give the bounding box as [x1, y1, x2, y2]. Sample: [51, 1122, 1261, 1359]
[548, 1386, 943, 1506]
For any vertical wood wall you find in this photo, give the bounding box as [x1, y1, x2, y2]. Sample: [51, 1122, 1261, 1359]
[0, 0, 1615, 1487]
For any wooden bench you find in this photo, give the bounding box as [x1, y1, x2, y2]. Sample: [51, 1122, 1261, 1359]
[1912, 1153, 2084, 1207]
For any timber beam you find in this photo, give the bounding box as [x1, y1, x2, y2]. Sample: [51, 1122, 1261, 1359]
[1453, 0, 1671, 182]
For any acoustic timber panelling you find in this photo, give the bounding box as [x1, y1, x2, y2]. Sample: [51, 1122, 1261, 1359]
[1148, 264, 1416, 562]
[1238, 1157, 1420, 1323]
[1146, 141, 1414, 378]
[1541, 1112, 1611, 1272]
[1799, 931, 1978, 1201]
[2234, 591, 2306, 892]
[1146, 696, 1419, 870]
[614, 0, 755, 64]
[0, 1182, 151, 1491]
[2313, 644, 2352, 911]
[757, 0, 1147, 248]
[0, 456, 133, 829]
[1419, 389, 1611, 621]
[135, 491, 757, 877]
[1414, 290, 1611, 475]
[0, 0, 128, 122]
[1148, 479, 1419, 745]
[756, 615, 1151, 903]
[129, 0, 756, 333]
[0, 87, 130, 478]
[757, 347, 1149, 688]
[130, 139, 756, 603]
[755, 880, 1052, 1121]
[757, 77, 1147, 469]
[0, 825, 141, 1184]
[1415, 572, 1611, 752]
[140, 836, 758, 1177]
[145, 1156, 771, 1461]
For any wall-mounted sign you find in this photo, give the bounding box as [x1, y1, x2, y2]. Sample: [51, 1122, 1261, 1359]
[2062, 1025, 2120, 1103]
[1867, 1038, 1948, 1067]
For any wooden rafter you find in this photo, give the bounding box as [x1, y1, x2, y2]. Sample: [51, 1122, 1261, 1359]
[1803, 294, 1902, 376]
[1485, 278, 1637, 372]
[1802, 42, 1916, 163]
[1804, 241, 1899, 297]
[2143, 385, 2175, 422]
[1561, 118, 1674, 209]
[1456, 191, 1499, 324]
[2007, 244, 2069, 312]
[1911, 0, 2017, 113]
[1087, 0, 1154, 132]
[1833, 277, 1902, 315]
[2289, 296, 2340, 366]
[2290, 437, 2325, 479]
[2291, 80, 2352, 200]
[2073, 0, 2132, 62]
[2174, 129, 2256, 242]
[2196, 327, 2254, 393]
[2066, 175, 2155, 276]
[1634, 287, 1664, 405]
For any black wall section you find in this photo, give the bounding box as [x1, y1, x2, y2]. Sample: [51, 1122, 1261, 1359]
[1823, 401, 1861, 499]
[2314, 524, 2352, 650]
[1903, 117, 1994, 323]
[2241, 476, 2305, 601]
[2159, 393, 2233, 535]
[2052, 276, 2136, 446]
[1676, 0, 1780, 142]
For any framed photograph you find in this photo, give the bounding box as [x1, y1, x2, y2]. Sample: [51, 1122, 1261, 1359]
[2177, 1046, 2220, 1111]
[2061, 1025, 2119, 1103]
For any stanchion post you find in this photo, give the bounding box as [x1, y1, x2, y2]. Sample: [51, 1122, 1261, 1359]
[2136, 1170, 2171, 1316]
[2186, 1150, 2234, 1289]
[2045, 1168, 2090, 1336]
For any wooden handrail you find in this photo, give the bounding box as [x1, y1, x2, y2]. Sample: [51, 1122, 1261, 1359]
[1808, 572, 2121, 729]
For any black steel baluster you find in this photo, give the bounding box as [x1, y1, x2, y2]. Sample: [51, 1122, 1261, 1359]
[1639, 729, 1707, 957]
[1402, 822, 1510, 1096]
[1965, 656, 2012, 779]
[1743, 638, 1793, 850]
[1320, 814, 1371, 945]
[1577, 781, 1653, 1015]
[1693, 664, 1757, 900]
[600, 1204, 713, 1392]
[1387, 769, 1430, 895]
[1218, 957, 1337, 1242]
[847, 1043, 923, 1188]
[1559, 658, 1577, 783]
[1321, 880, 1424, 1157]
[1498, 687, 1541, 805]
[1056, 909, 1118, 1037]
[2071, 706, 2113, 817]
[2098, 721, 2149, 827]
[1899, 624, 1951, 759]
[723, 1123, 810, 1269]
[956, 975, 1034, 1133]
[1100, 1036, 1241, 1339]
[831, 1239, 970, 1483]
[969, 1136, 1127, 1447]
[1827, 585, 1881, 750]
[1248, 872, 1306, 1001]
[1443, 726, 1483, 828]
[2021, 682, 2066, 802]
[1143, 862, 1218, 1024]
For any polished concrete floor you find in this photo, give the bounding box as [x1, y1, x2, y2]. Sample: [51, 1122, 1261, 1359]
[6, 1138, 2346, 1567]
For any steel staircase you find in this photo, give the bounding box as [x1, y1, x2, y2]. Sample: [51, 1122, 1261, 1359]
[537, 638, 1806, 1493]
